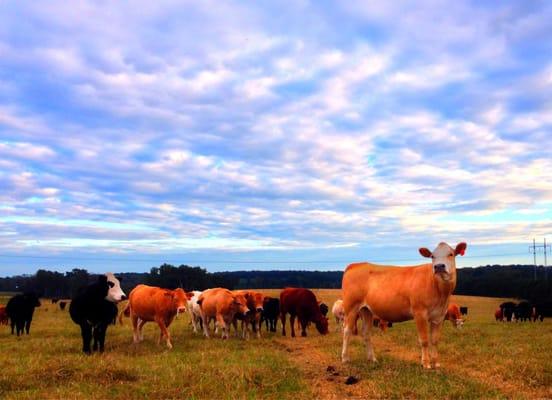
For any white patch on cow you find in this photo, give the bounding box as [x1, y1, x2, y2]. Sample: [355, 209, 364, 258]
[104, 272, 126, 303]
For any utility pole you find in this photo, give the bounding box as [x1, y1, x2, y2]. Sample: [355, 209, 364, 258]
[533, 238, 537, 281]
[529, 238, 552, 281]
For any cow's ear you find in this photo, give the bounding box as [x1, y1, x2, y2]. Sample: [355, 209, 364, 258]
[98, 275, 108, 283]
[455, 242, 467, 256]
[419, 248, 432, 258]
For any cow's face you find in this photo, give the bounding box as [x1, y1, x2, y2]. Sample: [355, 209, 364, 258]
[104, 273, 126, 303]
[171, 289, 188, 316]
[251, 292, 265, 313]
[315, 316, 329, 335]
[454, 318, 464, 328]
[419, 242, 467, 281]
[233, 294, 250, 316]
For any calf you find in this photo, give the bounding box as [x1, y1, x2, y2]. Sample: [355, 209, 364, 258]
[342, 241, 467, 369]
[332, 299, 345, 332]
[186, 290, 203, 333]
[198, 288, 249, 339]
[127, 284, 190, 349]
[232, 290, 265, 339]
[69, 273, 126, 353]
[0, 305, 8, 325]
[6, 292, 41, 336]
[444, 303, 464, 328]
[261, 297, 279, 332]
[280, 288, 329, 337]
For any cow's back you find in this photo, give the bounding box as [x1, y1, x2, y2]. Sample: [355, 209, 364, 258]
[280, 288, 318, 316]
[199, 288, 233, 317]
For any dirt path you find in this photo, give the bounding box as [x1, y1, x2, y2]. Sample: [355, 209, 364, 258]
[272, 336, 377, 399]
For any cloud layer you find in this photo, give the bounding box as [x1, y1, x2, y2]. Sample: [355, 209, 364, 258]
[1, 1, 551, 274]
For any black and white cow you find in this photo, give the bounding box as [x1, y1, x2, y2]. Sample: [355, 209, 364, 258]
[69, 273, 126, 354]
[6, 292, 41, 336]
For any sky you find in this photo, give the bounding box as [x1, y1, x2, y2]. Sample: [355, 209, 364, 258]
[1, 1, 551, 276]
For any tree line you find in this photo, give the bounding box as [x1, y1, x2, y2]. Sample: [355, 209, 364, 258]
[0, 263, 550, 303]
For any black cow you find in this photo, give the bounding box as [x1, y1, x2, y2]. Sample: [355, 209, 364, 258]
[59, 301, 67, 311]
[500, 301, 517, 322]
[69, 273, 126, 353]
[319, 302, 329, 317]
[460, 306, 468, 315]
[514, 301, 532, 322]
[6, 292, 41, 336]
[533, 302, 552, 322]
[261, 297, 279, 332]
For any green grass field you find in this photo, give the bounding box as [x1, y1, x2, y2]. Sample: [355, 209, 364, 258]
[1, 291, 551, 399]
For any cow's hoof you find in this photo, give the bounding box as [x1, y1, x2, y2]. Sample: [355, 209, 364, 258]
[433, 362, 441, 369]
[342, 356, 350, 364]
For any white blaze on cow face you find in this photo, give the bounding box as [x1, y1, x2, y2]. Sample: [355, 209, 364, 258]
[419, 242, 467, 281]
[104, 272, 126, 303]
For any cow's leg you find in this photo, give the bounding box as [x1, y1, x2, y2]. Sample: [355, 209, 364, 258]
[80, 324, 92, 354]
[300, 318, 308, 337]
[216, 314, 227, 339]
[359, 308, 377, 362]
[131, 313, 140, 343]
[92, 326, 100, 351]
[201, 314, 210, 338]
[98, 324, 107, 352]
[280, 312, 287, 336]
[414, 312, 431, 369]
[137, 319, 147, 341]
[255, 314, 262, 338]
[341, 308, 358, 363]
[155, 316, 172, 349]
[25, 319, 31, 335]
[10, 320, 15, 335]
[429, 321, 444, 368]
[290, 314, 296, 337]
[16, 320, 24, 336]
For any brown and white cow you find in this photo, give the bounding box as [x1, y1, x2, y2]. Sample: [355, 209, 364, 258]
[197, 288, 249, 339]
[127, 284, 191, 349]
[444, 303, 464, 328]
[341, 241, 467, 369]
[232, 290, 265, 339]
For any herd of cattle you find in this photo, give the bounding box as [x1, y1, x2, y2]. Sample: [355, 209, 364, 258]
[1, 242, 551, 370]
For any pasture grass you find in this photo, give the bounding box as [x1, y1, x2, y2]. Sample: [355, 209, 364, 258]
[1, 292, 551, 399]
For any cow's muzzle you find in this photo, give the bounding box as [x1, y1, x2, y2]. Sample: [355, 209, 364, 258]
[433, 264, 446, 274]
[256, 307, 263, 313]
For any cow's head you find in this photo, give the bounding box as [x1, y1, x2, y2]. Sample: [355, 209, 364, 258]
[315, 315, 329, 335]
[168, 288, 188, 316]
[249, 291, 265, 313]
[103, 273, 127, 303]
[24, 292, 41, 308]
[232, 293, 250, 316]
[453, 318, 464, 328]
[419, 242, 467, 281]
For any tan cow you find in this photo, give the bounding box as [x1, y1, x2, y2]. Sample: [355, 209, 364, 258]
[332, 299, 345, 332]
[232, 290, 265, 339]
[341, 241, 467, 369]
[127, 284, 191, 349]
[444, 303, 464, 328]
[198, 288, 249, 339]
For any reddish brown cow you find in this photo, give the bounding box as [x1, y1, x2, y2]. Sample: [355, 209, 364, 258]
[0, 305, 8, 325]
[444, 303, 464, 328]
[494, 307, 504, 322]
[280, 288, 329, 337]
[342, 242, 467, 369]
[198, 288, 249, 339]
[232, 290, 265, 339]
[127, 284, 191, 349]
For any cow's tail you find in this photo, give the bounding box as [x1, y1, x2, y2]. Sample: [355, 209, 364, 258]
[119, 302, 130, 325]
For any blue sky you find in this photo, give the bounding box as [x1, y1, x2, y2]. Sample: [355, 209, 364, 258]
[1, 1, 551, 276]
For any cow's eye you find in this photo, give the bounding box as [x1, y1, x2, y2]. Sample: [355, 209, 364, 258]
[108, 282, 114, 288]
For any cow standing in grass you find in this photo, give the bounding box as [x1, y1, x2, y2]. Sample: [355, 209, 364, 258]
[69, 273, 126, 353]
[6, 292, 41, 336]
[280, 288, 329, 337]
[261, 297, 279, 332]
[341, 242, 467, 369]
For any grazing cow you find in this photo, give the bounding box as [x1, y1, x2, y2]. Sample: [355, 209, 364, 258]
[127, 284, 190, 349]
[232, 290, 265, 339]
[514, 301, 532, 322]
[197, 288, 249, 339]
[0, 305, 8, 325]
[500, 302, 517, 322]
[444, 303, 464, 328]
[261, 297, 279, 332]
[186, 290, 203, 333]
[280, 288, 329, 337]
[341, 242, 467, 369]
[459, 306, 468, 316]
[532, 302, 552, 322]
[69, 273, 126, 353]
[332, 299, 345, 332]
[6, 292, 41, 336]
[59, 301, 67, 311]
[494, 308, 504, 322]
